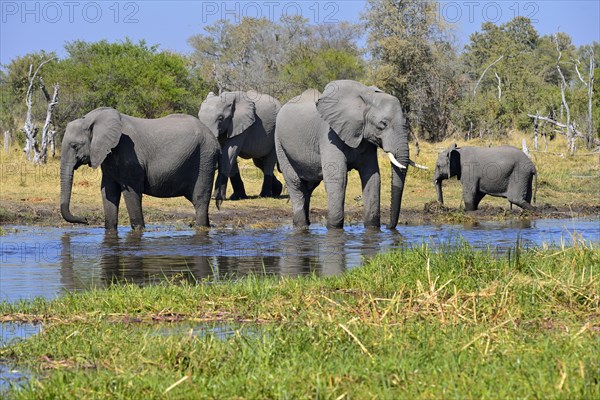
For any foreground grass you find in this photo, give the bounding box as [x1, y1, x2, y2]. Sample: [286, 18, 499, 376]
[1, 133, 598, 227]
[1, 243, 599, 398]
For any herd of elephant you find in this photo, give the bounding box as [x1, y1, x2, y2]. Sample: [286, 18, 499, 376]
[60, 80, 538, 231]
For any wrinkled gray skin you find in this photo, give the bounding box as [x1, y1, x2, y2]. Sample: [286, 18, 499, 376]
[198, 90, 282, 200]
[60, 107, 220, 230]
[275, 81, 410, 229]
[434, 144, 537, 211]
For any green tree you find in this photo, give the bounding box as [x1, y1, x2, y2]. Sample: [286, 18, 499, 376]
[2, 40, 210, 147]
[57, 39, 208, 119]
[363, 0, 460, 141]
[460, 19, 580, 137]
[188, 17, 365, 100]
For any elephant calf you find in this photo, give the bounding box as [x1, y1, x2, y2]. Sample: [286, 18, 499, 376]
[434, 144, 537, 211]
[60, 107, 220, 230]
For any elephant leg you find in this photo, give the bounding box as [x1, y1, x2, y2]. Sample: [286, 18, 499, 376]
[122, 186, 145, 230]
[462, 181, 481, 211]
[101, 175, 121, 231]
[289, 180, 319, 227]
[255, 150, 279, 198]
[276, 141, 314, 227]
[229, 163, 248, 200]
[473, 192, 485, 210]
[508, 197, 534, 211]
[221, 137, 247, 200]
[322, 158, 348, 229]
[272, 175, 283, 197]
[358, 152, 381, 228]
[463, 191, 479, 211]
[188, 191, 211, 228]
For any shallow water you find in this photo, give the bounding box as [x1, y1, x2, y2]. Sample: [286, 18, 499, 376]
[0, 218, 598, 303]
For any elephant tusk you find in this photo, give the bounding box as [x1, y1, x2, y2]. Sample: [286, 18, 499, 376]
[409, 160, 428, 170]
[387, 153, 407, 169]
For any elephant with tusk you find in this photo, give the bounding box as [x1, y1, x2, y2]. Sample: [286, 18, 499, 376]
[275, 81, 419, 229]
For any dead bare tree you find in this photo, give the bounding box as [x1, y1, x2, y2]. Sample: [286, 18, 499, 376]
[36, 77, 60, 163]
[574, 48, 595, 150]
[3, 131, 10, 153]
[533, 114, 539, 151]
[472, 54, 504, 98]
[554, 34, 575, 155]
[494, 71, 502, 102]
[21, 57, 58, 164]
[527, 114, 600, 148]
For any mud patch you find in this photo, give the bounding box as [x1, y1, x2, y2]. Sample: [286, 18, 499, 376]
[1, 198, 598, 228]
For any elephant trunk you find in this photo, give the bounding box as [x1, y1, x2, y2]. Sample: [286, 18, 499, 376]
[435, 180, 444, 204]
[60, 154, 88, 224]
[389, 147, 409, 229]
[389, 164, 406, 229]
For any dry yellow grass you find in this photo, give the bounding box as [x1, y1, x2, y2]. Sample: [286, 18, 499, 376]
[1, 132, 598, 226]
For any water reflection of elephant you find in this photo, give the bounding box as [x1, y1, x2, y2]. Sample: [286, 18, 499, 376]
[60, 231, 214, 289]
[278, 229, 388, 277]
[59, 227, 404, 288]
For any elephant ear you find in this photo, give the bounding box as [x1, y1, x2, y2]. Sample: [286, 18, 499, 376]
[316, 80, 371, 148]
[228, 94, 256, 138]
[85, 107, 123, 169]
[449, 147, 461, 180]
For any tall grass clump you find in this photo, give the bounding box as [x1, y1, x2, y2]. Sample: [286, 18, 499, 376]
[1, 243, 598, 398]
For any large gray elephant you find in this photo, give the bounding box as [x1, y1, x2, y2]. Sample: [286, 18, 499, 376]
[198, 90, 283, 200]
[275, 81, 422, 229]
[60, 107, 220, 230]
[433, 144, 537, 211]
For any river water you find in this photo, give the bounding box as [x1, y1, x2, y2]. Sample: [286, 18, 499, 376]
[1, 218, 598, 303]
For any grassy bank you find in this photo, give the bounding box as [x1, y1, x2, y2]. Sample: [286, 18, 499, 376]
[1, 243, 598, 398]
[1, 133, 599, 227]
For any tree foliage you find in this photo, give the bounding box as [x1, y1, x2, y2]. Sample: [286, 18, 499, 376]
[363, 0, 460, 141]
[1, 39, 209, 144]
[188, 17, 364, 100]
[1, 7, 597, 150]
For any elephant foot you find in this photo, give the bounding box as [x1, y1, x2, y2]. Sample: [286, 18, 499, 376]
[464, 203, 478, 211]
[363, 220, 381, 229]
[292, 211, 310, 228]
[229, 192, 248, 201]
[326, 219, 344, 230]
[272, 177, 283, 197]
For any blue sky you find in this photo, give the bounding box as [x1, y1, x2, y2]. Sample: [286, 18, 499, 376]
[1, 1, 599, 65]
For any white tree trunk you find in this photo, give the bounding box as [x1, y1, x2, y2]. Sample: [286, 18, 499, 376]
[20, 58, 57, 164]
[34, 78, 59, 164]
[532, 114, 539, 151]
[574, 51, 595, 150]
[3, 130, 10, 153]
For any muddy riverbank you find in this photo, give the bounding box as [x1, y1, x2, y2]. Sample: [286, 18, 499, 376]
[1, 198, 598, 229]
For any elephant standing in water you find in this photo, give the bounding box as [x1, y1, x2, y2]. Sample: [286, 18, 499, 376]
[275, 81, 423, 229]
[198, 90, 283, 200]
[60, 107, 220, 230]
[434, 144, 537, 211]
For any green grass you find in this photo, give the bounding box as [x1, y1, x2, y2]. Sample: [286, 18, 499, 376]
[1, 242, 599, 398]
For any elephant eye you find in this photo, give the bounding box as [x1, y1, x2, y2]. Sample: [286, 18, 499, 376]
[217, 115, 224, 122]
[376, 120, 388, 130]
